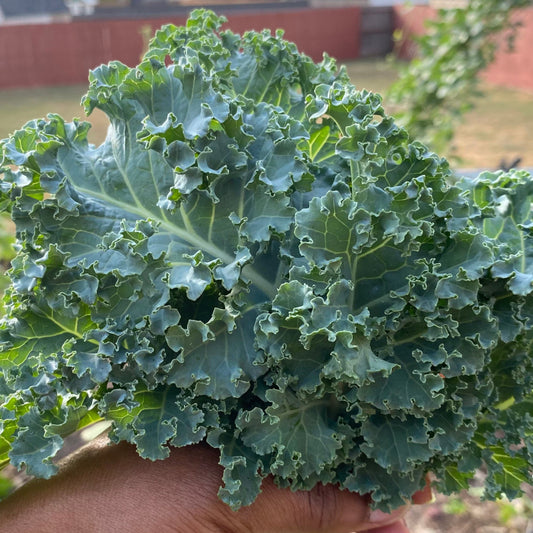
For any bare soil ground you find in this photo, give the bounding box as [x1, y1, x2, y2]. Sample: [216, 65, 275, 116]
[407, 488, 533, 533]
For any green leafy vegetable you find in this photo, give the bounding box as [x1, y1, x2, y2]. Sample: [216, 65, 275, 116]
[0, 9, 532, 511]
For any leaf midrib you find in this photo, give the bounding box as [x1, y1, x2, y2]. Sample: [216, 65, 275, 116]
[68, 182, 276, 298]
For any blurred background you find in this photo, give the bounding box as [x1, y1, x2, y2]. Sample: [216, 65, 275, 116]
[0, 1, 532, 531]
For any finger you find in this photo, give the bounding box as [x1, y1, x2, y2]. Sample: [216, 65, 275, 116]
[107, 441, 409, 533]
[234, 478, 409, 533]
[411, 481, 434, 505]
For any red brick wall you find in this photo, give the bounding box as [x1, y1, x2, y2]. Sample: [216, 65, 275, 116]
[483, 7, 533, 92]
[223, 8, 361, 63]
[0, 7, 361, 89]
[392, 5, 533, 92]
[392, 5, 436, 59]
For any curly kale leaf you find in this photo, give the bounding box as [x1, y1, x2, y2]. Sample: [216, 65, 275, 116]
[0, 9, 531, 511]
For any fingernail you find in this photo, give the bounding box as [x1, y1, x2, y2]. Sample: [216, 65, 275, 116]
[368, 508, 397, 523]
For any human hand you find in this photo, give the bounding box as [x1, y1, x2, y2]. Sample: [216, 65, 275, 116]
[0, 434, 432, 533]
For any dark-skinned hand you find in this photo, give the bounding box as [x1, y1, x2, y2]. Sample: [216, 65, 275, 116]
[0, 434, 432, 533]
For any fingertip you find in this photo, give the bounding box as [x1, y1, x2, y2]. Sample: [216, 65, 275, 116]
[367, 507, 407, 524]
[357, 504, 409, 531]
[411, 479, 434, 505]
[366, 518, 410, 533]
